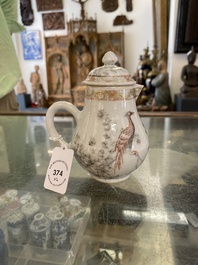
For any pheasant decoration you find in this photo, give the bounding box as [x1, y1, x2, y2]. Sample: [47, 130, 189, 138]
[114, 111, 135, 173]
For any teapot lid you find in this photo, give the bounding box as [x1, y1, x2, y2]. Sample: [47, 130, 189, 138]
[83, 51, 136, 87]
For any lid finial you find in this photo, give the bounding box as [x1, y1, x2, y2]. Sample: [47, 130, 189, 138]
[102, 51, 118, 65]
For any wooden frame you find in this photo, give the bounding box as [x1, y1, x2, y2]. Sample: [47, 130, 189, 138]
[152, 0, 170, 57]
[174, 0, 198, 53]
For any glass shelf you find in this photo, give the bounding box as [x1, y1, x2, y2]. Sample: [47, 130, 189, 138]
[0, 114, 198, 265]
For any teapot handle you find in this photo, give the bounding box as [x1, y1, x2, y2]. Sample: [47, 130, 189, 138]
[46, 101, 81, 147]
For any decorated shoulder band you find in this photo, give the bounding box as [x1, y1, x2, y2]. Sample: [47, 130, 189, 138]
[85, 86, 142, 101]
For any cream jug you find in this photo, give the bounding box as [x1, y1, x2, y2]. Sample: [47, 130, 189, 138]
[46, 51, 149, 183]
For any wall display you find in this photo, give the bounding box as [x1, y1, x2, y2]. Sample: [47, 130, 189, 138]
[175, 0, 198, 53]
[20, 0, 34, 26]
[45, 30, 124, 107]
[21, 30, 42, 60]
[44, 2, 124, 107]
[42, 12, 65, 30]
[36, 0, 63, 12]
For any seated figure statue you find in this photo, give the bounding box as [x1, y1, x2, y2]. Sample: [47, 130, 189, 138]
[151, 58, 172, 110]
[180, 46, 198, 97]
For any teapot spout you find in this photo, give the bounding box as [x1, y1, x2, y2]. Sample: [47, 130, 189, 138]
[134, 84, 143, 100]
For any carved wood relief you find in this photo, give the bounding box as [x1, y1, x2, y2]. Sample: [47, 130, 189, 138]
[98, 32, 124, 67]
[45, 37, 71, 106]
[42, 12, 65, 30]
[36, 0, 63, 11]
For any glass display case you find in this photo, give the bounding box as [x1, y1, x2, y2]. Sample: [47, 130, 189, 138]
[0, 113, 198, 265]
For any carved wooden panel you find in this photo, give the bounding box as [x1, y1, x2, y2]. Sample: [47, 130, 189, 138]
[97, 32, 124, 67]
[36, 0, 63, 11]
[42, 12, 65, 30]
[45, 36, 71, 105]
[69, 35, 97, 88]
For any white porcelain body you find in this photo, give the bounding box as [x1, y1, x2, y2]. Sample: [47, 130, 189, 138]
[46, 85, 149, 183]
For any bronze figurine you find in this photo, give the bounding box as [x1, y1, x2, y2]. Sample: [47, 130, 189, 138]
[180, 46, 198, 97]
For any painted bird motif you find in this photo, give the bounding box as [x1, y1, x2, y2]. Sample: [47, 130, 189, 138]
[114, 111, 135, 173]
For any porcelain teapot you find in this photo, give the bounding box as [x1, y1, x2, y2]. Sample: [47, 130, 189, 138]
[46, 51, 149, 183]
